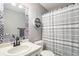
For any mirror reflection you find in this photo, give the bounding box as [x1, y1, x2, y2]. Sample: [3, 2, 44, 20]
[2, 3, 28, 43]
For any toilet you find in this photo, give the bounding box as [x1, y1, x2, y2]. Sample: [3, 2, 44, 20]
[34, 40, 55, 56]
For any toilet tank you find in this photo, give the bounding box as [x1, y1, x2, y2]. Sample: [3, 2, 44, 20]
[34, 40, 43, 46]
[34, 40, 43, 49]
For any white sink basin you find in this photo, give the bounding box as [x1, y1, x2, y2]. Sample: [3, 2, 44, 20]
[0, 42, 42, 56]
[6, 45, 31, 55]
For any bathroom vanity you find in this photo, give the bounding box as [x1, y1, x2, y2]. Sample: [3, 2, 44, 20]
[0, 41, 42, 56]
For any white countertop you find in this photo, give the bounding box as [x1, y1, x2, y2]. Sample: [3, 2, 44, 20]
[0, 41, 42, 56]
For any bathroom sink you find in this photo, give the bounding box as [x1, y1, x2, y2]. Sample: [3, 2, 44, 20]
[6, 45, 30, 55]
[0, 42, 42, 56]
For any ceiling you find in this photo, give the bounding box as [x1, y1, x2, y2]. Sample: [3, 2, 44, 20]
[40, 3, 72, 11]
[4, 3, 25, 14]
[4, 3, 73, 14]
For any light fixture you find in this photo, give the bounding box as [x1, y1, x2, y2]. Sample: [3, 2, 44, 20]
[11, 3, 16, 6]
[18, 5, 23, 8]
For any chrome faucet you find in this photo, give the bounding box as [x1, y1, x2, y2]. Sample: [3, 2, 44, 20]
[13, 36, 20, 47]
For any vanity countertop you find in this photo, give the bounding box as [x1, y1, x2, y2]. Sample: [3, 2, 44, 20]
[0, 41, 42, 56]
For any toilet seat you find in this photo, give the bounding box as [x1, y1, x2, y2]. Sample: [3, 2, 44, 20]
[40, 50, 54, 56]
[34, 40, 54, 56]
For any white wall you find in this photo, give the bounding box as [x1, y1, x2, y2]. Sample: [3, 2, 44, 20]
[0, 3, 4, 12]
[26, 3, 47, 42]
[4, 9, 26, 36]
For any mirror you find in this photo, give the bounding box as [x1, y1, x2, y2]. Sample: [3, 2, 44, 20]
[2, 3, 28, 42]
[34, 18, 41, 28]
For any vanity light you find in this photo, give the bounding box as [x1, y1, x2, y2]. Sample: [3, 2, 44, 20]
[11, 3, 16, 6]
[18, 5, 23, 8]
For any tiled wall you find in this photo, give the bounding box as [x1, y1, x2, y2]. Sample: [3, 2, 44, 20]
[0, 3, 4, 43]
[42, 4, 79, 56]
[0, 21, 4, 39]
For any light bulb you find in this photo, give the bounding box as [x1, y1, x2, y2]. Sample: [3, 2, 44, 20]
[18, 5, 23, 8]
[11, 3, 16, 6]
